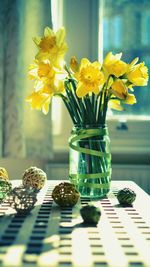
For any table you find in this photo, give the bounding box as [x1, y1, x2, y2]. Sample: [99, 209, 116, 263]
[0, 180, 150, 267]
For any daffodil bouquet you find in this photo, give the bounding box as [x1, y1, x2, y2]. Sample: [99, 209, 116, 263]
[26, 27, 149, 198]
[27, 27, 148, 123]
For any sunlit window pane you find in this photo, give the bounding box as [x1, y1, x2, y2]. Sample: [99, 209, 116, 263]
[141, 10, 150, 45]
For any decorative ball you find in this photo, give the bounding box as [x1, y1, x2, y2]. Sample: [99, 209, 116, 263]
[22, 166, 47, 190]
[52, 182, 80, 207]
[0, 167, 9, 180]
[80, 204, 101, 225]
[0, 178, 12, 203]
[11, 186, 37, 214]
[117, 188, 136, 206]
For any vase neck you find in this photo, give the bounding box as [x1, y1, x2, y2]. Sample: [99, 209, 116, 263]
[71, 125, 108, 136]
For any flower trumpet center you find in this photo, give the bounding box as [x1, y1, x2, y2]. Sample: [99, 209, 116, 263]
[79, 65, 103, 87]
[39, 36, 57, 53]
[38, 63, 55, 80]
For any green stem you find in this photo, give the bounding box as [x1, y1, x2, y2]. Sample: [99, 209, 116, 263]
[68, 80, 84, 119]
[102, 92, 109, 124]
[97, 90, 104, 123]
[97, 75, 111, 124]
[69, 79, 87, 125]
[64, 65, 72, 78]
[92, 93, 95, 107]
[60, 94, 77, 124]
[64, 81, 82, 124]
[84, 95, 96, 125]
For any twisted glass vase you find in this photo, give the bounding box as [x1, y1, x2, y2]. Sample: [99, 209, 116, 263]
[69, 124, 111, 199]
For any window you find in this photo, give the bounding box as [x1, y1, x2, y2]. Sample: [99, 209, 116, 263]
[51, 0, 150, 161]
[103, 0, 150, 116]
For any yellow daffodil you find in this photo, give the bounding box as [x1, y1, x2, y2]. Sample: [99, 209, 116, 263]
[26, 91, 52, 114]
[109, 99, 124, 111]
[124, 93, 136, 105]
[127, 61, 149, 86]
[103, 52, 127, 78]
[28, 59, 66, 93]
[26, 76, 65, 115]
[111, 79, 127, 99]
[75, 58, 104, 97]
[28, 60, 55, 83]
[34, 27, 68, 68]
[27, 59, 65, 114]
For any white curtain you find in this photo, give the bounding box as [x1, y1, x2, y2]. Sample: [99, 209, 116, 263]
[0, 0, 53, 160]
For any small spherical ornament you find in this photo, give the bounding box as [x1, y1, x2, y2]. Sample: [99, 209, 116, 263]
[11, 186, 37, 214]
[52, 182, 80, 207]
[117, 188, 136, 206]
[0, 167, 9, 181]
[0, 178, 12, 203]
[80, 204, 101, 225]
[22, 166, 47, 190]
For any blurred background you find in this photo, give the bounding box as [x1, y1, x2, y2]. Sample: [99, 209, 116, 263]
[0, 0, 150, 193]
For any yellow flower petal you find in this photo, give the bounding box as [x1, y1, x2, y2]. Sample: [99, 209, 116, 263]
[33, 36, 41, 46]
[42, 97, 51, 114]
[54, 79, 65, 94]
[44, 26, 54, 38]
[56, 27, 66, 46]
[109, 99, 124, 111]
[34, 80, 44, 91]
[80, 58, 90, 67]
[28, 62, 38, 79]
[92, 86, 100, 95]
[76, 82, 88, 98]
[103, 52, 122, 65]
[92, 61, 101, 68]
[129, 57, 139, 69]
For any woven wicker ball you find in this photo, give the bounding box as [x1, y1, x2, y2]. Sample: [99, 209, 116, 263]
[52, 182, 80, 207]
[80, 204, 101, 225]
[0, 178, 12, 203]
[117, 188, 136, 206]
[11, 186, 37, 214]
[0, 167, 9, 181]
[22, 166, 47, 190]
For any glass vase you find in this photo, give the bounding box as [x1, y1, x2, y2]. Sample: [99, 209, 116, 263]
[69, 125, 111, 199]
